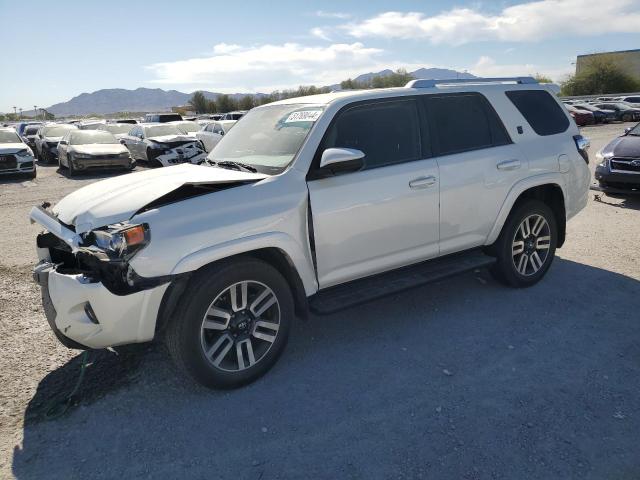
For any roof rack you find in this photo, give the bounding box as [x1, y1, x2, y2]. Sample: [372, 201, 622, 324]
[406, 77, 538, 88]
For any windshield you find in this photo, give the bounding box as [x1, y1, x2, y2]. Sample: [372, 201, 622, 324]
[145, 124, 182, 137]
[209, 104, 323, 174]
[0, 130, 21, 143]
[101, 124, 132, 134]
[43, 125, 76, 137]
[175, 122, 200, 133]
[24, 126, 40, 135]
[70, 131, 117, 145]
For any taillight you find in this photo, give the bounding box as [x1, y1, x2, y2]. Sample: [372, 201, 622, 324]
[573, 134, 590, 164]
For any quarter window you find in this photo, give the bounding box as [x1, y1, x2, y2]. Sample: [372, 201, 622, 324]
[424, 93, 510, 156]
[323, 99, 422, 169]
[506, 90, 569, 136]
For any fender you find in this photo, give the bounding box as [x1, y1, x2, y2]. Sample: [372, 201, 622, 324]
[170, 231, 318, 295]
[485, 173, 567, 245]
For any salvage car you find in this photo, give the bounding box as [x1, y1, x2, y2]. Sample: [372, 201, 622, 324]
[21, 124, 41, 152]
[121, 123, 206, 167]
[595, 122, 640, 195]
[0, 127, 36, 178]
[571, 104, 616, 123]
[592, 103, 640, 122]
[30, 77, 590, 388]
[195, 120, 236, 152]
[143, 113, 183, 123]
[97, 122, 136, 140]
[57, 130, 134, 176]
[565, 104, 595, 126]
[34, 123, 77, 163]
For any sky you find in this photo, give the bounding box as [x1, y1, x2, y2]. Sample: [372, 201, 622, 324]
[1, 0, 639, 112]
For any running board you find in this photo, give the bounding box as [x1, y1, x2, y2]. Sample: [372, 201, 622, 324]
[309, 250, 496, 315]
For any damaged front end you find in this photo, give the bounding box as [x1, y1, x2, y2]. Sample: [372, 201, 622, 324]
[32, 207, 169, 295]
[147, 139, 206, 167]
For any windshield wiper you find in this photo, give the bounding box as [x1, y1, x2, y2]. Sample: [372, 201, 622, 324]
[213, 160, 258, 173]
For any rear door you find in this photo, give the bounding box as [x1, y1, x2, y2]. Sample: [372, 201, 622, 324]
[307, 98, 440, 288]
[423, 92, 526, 255]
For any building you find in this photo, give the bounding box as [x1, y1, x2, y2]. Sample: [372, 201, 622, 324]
[576, 49, 640, 78]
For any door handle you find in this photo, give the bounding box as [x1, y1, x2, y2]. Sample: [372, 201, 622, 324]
[497, 159, 521, 171]
[409, 176, 437, 189]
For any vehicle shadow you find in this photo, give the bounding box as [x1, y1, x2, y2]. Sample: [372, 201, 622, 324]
[594, 193, 640, 211]
[12, 258, 640, 479]
[0, 174, 34, 185]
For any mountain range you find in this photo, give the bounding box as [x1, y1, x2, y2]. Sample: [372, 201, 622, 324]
[34, 68, 476, 116]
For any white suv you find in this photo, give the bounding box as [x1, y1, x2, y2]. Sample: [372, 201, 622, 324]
[31, 77, 591, 388]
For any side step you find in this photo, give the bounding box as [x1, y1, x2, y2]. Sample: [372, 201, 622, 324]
[309, 250, 496, 315]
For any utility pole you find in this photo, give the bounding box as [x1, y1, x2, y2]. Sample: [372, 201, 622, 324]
[19, 108, 23, 120]
[13, 106, 17, 117]
[34, 105, 38, 120]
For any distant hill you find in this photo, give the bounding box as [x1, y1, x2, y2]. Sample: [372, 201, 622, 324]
[29, 67, 476, 116]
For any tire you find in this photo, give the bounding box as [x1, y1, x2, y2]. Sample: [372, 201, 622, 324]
[165, 258, 294, 388]
[489, 199, 557, 288]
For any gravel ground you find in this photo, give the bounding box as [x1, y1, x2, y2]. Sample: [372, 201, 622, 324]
[1, 124, 639, 479]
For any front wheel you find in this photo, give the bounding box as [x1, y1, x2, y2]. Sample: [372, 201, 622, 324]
[165, 258, 293, 388]
[489, 200, 557, 288]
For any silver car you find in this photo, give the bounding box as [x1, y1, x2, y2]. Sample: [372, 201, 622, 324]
[57, 130, 134, 176]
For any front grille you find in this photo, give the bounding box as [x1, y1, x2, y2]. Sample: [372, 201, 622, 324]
[611, 158, 640, 173]
[0, 155, 17, 170]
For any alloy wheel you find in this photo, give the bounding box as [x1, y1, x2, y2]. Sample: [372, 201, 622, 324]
[511, 214, 551, 276]
[200, 280, 281, 372]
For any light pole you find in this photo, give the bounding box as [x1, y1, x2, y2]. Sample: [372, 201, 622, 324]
[34, 105, 38, 120]
[19, 108, 23, 120]
[12, 106, 17, 118]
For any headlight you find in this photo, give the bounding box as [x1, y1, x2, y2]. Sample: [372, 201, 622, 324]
[72, 152, 93, 159]
[16, 148, 33, 157]
[595, 151, 612, 167]
[119, 151, 131, 158]
[88, 223, 149, 257]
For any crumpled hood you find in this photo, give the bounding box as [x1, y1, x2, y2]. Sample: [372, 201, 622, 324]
[0, 142, 30, 153]
[148, 134, 194, 144]
[70, 144, 128, 155]
[52, 163, 267, 233]
[604, 135, 640, 158]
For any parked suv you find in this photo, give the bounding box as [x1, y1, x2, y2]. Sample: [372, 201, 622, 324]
[143, 113, 183, 123]
[30, 77, 590, 388]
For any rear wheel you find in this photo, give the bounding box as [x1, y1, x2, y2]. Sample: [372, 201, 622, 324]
[489, 200, 557, 288]
[165, 258, 293, 388]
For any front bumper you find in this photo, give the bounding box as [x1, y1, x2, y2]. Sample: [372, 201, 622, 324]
[0, 158, 35, 175]
[71, 155, 133, 170]
[33, 261, 169, 349]
[595, 164, 640, 193]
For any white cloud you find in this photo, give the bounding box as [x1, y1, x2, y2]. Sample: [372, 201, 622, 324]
[467, 56, 573, 82]
[146, 42, 385, 91]
[315, 10, 351, 19]
[345, 0, 640, 44]
[310, 27, 331, 41]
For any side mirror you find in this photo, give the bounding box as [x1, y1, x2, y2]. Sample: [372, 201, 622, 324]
[320, 148, 365, 174]
[59, 140, 67, 145]
[624, 127, 632, 134]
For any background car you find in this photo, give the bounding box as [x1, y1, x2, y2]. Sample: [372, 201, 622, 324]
[0, 127, 36, 178]
[592, 102, 640, 122]
[109, 118, 138, 124]
[34, 123, 77, 163]
[196, 120, 236, 152]
[97, 122, 136, 140]
[615, 95, 640, 105]
[121, 123, 205, 167]
[143, 113, 183, 123]
[57, 129, 133, 176]
[595, 122, 640, 194]
[15, 121, 42, 137]
[565, 104, 595, 126]
[21, 125, 41, 151]
[219, 111, 246, 121]
[571, 103, 614, 123]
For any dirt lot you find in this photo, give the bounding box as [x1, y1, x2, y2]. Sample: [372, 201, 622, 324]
[1, 124, 639, 479]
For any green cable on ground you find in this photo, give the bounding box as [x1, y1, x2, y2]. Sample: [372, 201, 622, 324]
[45, 350, 90, 420]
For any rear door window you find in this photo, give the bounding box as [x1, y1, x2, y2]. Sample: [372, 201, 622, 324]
[505, 90, 569, 136]
[423, 93, 511, 156]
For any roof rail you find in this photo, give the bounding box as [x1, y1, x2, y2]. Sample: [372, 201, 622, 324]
[406, 77, 538, 88]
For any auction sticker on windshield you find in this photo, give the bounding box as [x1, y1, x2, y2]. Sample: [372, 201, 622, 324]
[285, 110, 322, 123]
